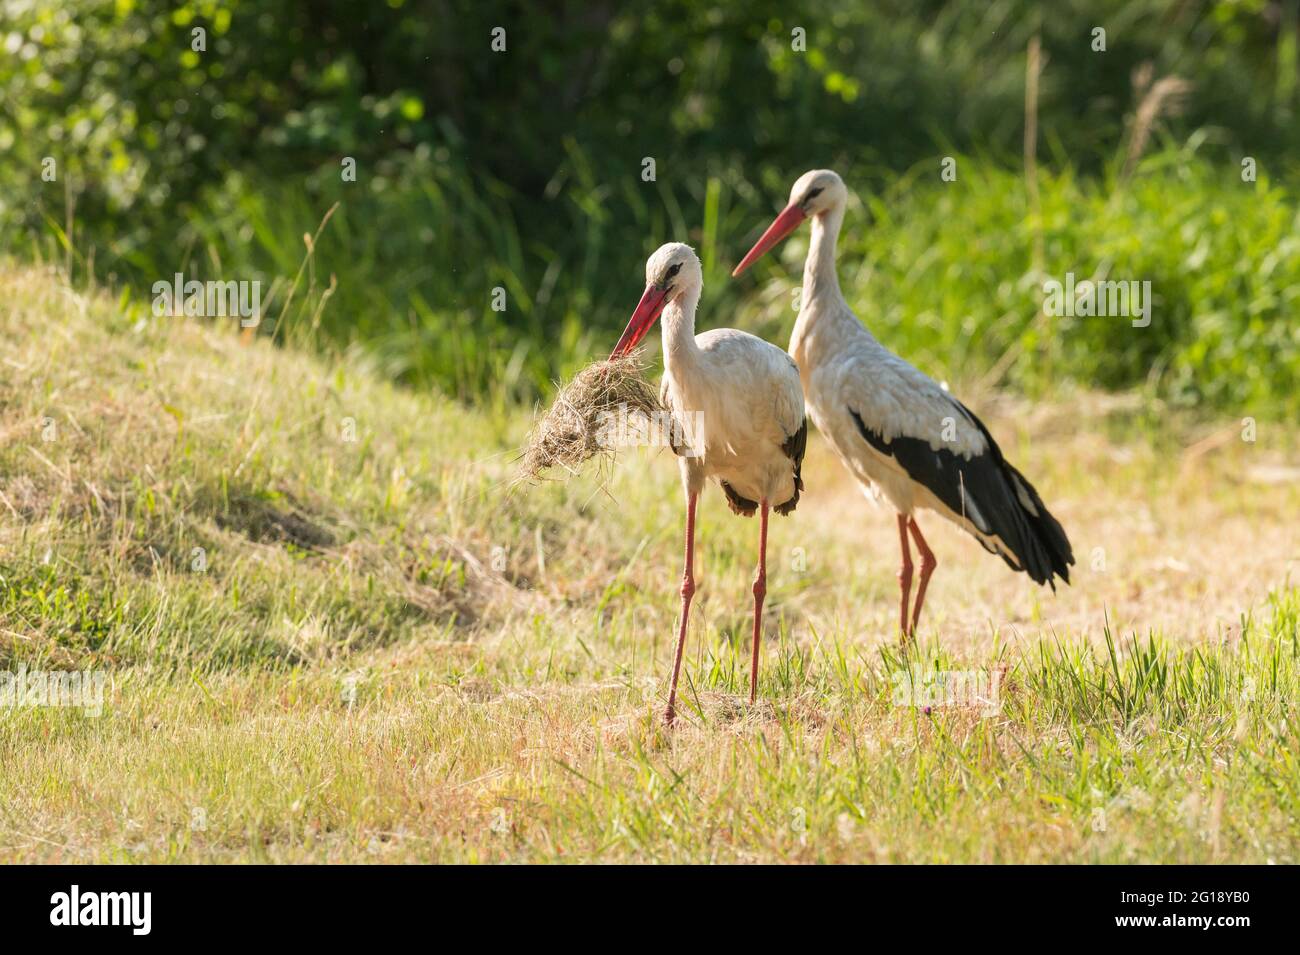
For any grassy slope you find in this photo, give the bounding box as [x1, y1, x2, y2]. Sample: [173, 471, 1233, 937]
[1, 261, 1297, 863]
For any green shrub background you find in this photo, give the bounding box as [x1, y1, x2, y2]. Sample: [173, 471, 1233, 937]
[2, 0, 1297, 413]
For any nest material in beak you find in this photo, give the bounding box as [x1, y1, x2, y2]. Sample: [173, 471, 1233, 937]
[517, 354, 672, 483]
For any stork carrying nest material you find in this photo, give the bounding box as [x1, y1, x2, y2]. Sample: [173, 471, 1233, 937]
[517, 354, 674, 482]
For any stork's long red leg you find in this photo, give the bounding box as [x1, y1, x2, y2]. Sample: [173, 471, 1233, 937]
[664, 492, 698, 726]
[907, 517, 937, 636]
[749, 501, 770, 704]
[896, 513, 913, 639]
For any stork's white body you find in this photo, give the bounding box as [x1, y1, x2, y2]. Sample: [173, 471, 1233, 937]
[662, 322, 804, 511]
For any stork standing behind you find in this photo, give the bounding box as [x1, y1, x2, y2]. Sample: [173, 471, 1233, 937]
[733, 171, 1073, 637]
[611, 243, 806, 724]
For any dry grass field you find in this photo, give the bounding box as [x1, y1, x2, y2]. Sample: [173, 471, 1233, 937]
[1, 262, 1297, 863]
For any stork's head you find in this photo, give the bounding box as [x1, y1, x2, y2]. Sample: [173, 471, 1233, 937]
[731, 169, 846, 277]
[610, 243, 701, 358]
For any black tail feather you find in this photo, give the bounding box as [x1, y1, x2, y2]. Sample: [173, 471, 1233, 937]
[959, 408, 1074, 589]
[1002, 461, 1074, 587]
[720, 480, 758, 517]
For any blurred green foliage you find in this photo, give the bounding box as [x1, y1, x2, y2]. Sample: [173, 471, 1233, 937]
[1, 0, 1298, 413]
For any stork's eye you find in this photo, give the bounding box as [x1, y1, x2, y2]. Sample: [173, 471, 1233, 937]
[805, 187, 824, 202]
[667, 263, 682, 277]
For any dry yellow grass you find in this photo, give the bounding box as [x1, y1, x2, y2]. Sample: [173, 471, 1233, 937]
[517, 354, 665, 483]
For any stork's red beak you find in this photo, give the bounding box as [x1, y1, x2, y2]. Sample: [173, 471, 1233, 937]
[610, 284, 671, 359]
[731, 203, 807, 277]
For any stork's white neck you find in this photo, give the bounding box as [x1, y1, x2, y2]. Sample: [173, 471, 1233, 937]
[790, 202, 866, 364]
[661, 284, 702, 370]
[803, 205, 845, 304]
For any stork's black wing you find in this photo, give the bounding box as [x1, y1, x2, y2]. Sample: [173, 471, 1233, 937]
[850, 403, 1073, 588]
[774, 416, 807, 516]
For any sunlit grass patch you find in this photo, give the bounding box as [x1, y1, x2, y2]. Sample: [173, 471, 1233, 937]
[0, 261, 1296, 862]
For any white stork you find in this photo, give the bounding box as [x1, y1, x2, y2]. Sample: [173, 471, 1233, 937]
[611, 243, 806, 724]
[733, 170, 1073, 638]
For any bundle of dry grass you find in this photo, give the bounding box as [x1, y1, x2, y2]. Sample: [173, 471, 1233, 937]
[518, 354, 668, 482]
